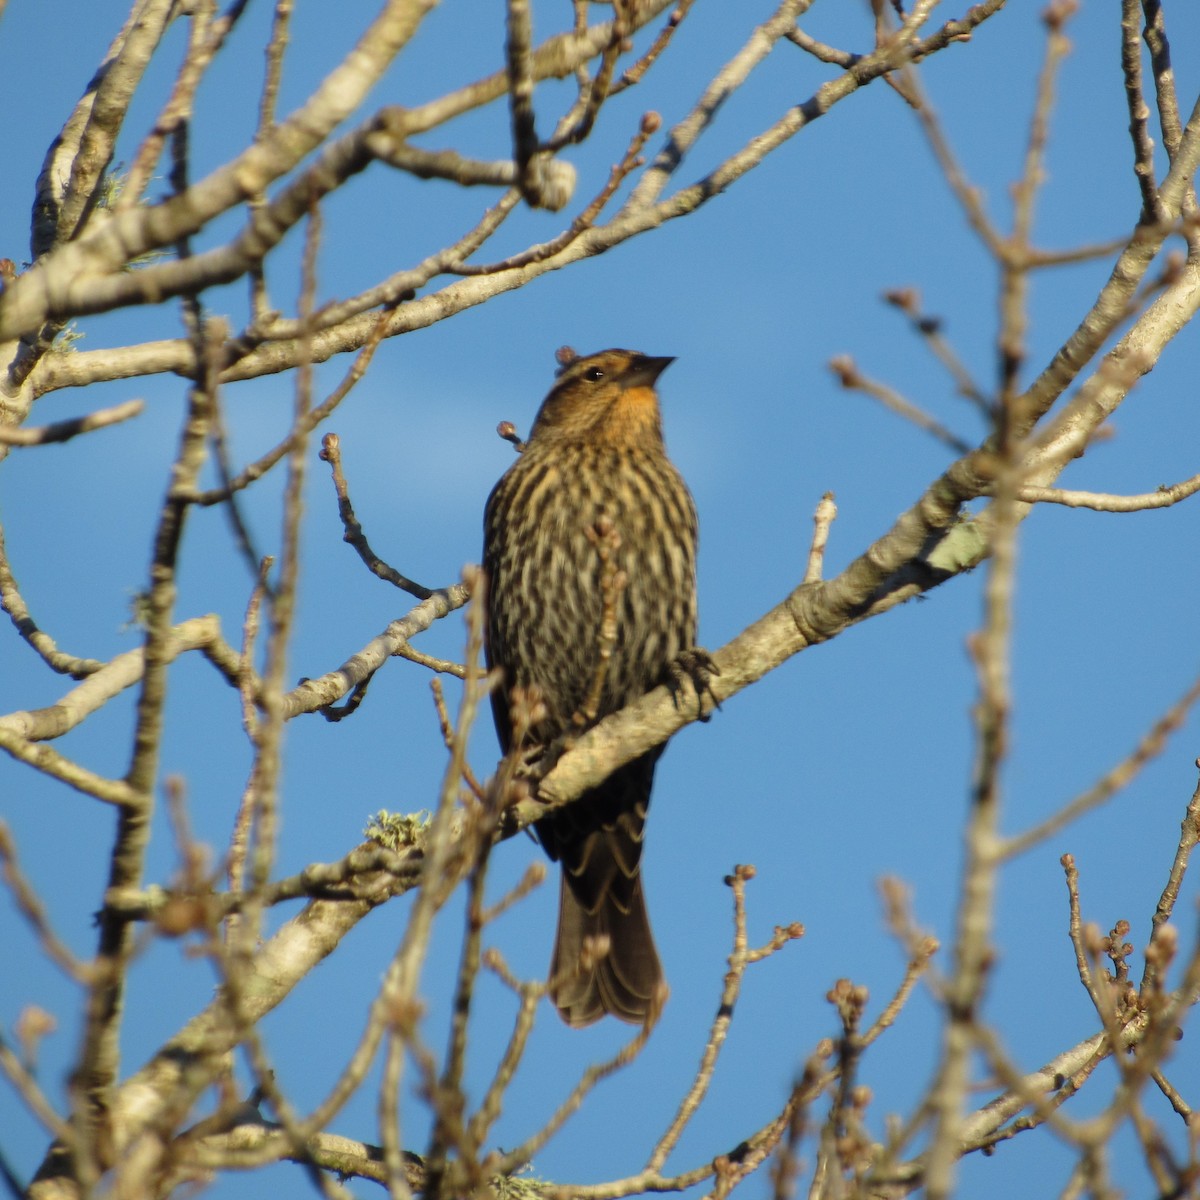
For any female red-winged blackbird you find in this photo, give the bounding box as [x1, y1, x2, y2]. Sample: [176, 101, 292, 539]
[483, 348, 704, 1027]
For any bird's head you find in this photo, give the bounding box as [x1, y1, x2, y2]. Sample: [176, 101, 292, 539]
[528, 348, 675, 447]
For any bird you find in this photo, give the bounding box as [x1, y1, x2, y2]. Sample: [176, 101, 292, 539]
[483, 347, 710, 1027]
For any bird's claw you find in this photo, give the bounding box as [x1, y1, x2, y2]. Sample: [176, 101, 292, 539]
[666, 647, 721, 721]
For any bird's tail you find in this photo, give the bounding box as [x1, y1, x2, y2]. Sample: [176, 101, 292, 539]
[548, 869, 664, 1028]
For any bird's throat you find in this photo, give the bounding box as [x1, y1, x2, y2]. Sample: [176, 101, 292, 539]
[594, 387, 664, 448]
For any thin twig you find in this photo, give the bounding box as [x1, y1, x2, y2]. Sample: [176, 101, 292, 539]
[861, 935, 939, 1048]
[72, 312, 224, 1189]
[241, 196, 324, 933]
[1150, 1068, 1194, 1123]
[451, 112, 661, 277]
[1140, 1, 1187, 170]
[1000, 0, 1074, 406]
[1061, 854, 1101, 1010]
[485, 1008, 659, 1180]
[467, 951, 543, 1151]
[231, 189, 519, 347]
[505, 0, 542, 204]
[246, 0, 296, 322]
[1017, 470, 1200, 511]
[1120, 0, 1164, 222]
[0, 616, 243, 743]
[0, 399, 144, 446]
[258, 0, 293, 134]
[0, 1034, 74, 1146]
[649, 865, 803, 1173]
[208, 391, 269, 582]
[195, 306, 392, 506]
[0, 522, 105, 678]
[786, 26, 856, 67]
[496, 421, 527, 453]
[821, 978, 871, 1183]
[899, 67, 1007, 260]
[377, 575, 491, 1195]
[610, 0, 698, 95]
[1001, 670, 1200, 860]
[803, 493, 836, 585]
[968, 1022, 1086, 1145]
[924, 220, 1027, 1199]
[238, 557, 272, 738]
[481, 862, 547, 928]
[424, 861, 488, 1196]
[544, 0, 629, 149]
[119, 2, 250, 208]
[319, 432, 434, 600]
[394, 644, 468, 678]
[227, 558, 275, 929]
[1142, 773, 1200, 992]
[0, 822, 94, 983]
[830, 355, 973, 454]
[283, 585, 471, 720]
[882, 288, 994, 420]
[430, 678, 487, 801]
[768, 1047, 825, 1200]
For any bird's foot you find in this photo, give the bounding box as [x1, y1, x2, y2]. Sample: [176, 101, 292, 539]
[666, 647, 721, 721]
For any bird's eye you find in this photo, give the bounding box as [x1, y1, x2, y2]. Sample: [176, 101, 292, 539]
[583, 366, 605, 382]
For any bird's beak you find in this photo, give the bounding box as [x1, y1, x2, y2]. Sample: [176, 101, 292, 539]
[622, 355, 675, 389]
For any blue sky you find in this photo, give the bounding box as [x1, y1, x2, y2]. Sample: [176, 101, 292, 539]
[2, 2, 1199, 1196]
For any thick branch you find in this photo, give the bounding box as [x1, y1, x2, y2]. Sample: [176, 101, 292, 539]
[27, 0, 1002, 396]
[2, 0, 441, 343]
